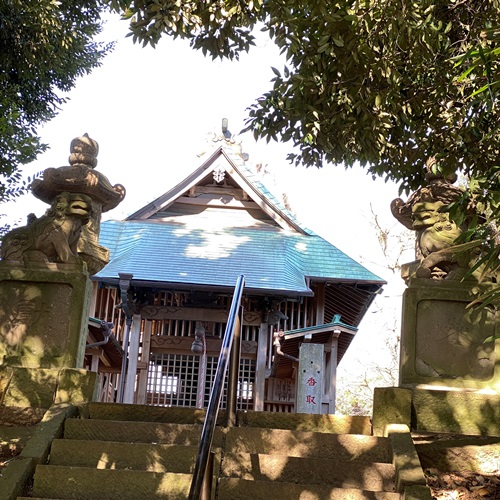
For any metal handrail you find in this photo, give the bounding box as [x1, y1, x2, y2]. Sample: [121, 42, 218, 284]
[188, 275, 245, 500]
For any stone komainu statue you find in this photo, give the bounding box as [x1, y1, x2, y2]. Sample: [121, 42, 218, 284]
[1, 191, 92, 265]
[391, 158, 485, 281]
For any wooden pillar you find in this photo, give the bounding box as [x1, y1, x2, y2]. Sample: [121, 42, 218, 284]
[254, 321, 268, 411]
[136, 320, 152, 405]
[123, 314, 141, 404]
[325, 333, 339, 414]
[195, 322, 208, 409]
[88, 281, 99, 317]
[91, 353, 100, 372]
[226, 312, 241, 427]
[315, 283, 325, 325]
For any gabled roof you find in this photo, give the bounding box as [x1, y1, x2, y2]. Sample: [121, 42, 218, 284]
[126, 145, 309, 234]
[94, 140, 385, 298]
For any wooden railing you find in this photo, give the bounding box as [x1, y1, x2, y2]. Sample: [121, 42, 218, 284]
[188, 275, 245, 500]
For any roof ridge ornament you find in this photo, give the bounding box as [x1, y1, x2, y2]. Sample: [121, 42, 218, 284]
[197, 118, 249, 162]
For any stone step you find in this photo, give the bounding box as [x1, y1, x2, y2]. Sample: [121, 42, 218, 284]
[63, 418, 220, 446]
[31, 465, 192, 500]
[237, 410, 372, 434]
[49, 439, 200, 472]
[85, 402, 226, 425]
[221, 452, 396, 492]
[225, 426, 392, 462]
[84, 403, 372, 434]
[218, 478, 401, 499]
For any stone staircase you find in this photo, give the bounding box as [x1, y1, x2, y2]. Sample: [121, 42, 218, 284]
[19, 403, 407, 499]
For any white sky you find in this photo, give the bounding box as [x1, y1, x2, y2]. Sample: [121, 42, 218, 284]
[2, 15, 414, 382]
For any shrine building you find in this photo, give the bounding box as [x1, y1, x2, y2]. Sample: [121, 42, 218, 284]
[86, 135, 385, 414]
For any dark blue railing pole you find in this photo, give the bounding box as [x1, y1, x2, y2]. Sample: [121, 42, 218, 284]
[188, 275, 245, 500]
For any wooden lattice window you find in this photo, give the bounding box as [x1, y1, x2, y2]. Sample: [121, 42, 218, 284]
[147, 353, 256, 410]
[237, 358, 256, 411]
[147, 353, 199, 407]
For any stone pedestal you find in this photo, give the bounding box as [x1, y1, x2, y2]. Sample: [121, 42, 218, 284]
[400, 279, 499, 391]
[0, 262, 92, 369]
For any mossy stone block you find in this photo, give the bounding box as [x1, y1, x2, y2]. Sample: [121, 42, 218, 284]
[238, 410, 372, 434]
[416, 439, 500, 474]
[386, 424, 427, 491]
[32, 466, 193, 500]
[2, 368, 58, 408]
[55, 368, 98, 404]
[87, 401, 220, 424]
[412, 388, 500, 436]
[21, 404, 76, 465]
[372, 387, 412, 437]
[403, 485, 433, 500]
[0, 406, 46, 426]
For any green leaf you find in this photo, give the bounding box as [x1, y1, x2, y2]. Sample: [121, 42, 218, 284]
[332, 36, 344, 47]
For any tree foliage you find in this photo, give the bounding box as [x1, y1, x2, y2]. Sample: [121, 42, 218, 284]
[111, 0, 500, 192]
[0, 0, 113, 203]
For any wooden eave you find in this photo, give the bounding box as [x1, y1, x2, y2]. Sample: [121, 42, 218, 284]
[125, 147, 307, 234]
[92, 276, 314, 298]
[126, 148, 226, 220]
[86, 318, 124, 370]
[283, 322, 357, 340]
[273, 315, 358, 378]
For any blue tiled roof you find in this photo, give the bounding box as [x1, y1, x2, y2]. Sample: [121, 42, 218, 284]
[94, 143, 384, 295]
[233, 160, 313, 235]
[94, 220, 384, 295]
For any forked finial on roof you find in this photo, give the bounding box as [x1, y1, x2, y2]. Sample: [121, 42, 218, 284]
[197, 118, 249, 161]
[222, 118, 231, 139]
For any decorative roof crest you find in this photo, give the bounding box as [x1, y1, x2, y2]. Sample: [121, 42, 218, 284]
[198, 118, 249, 162]
[213, 165, 226, 183]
